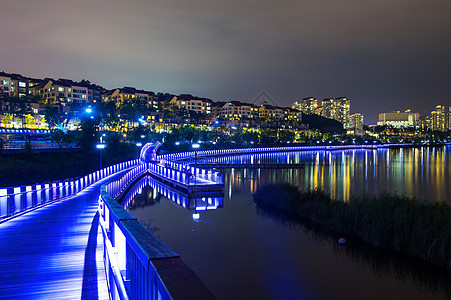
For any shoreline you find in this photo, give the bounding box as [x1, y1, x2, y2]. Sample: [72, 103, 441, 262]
[253, 184, 451, 269]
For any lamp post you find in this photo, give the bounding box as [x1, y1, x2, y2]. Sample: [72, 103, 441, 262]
[96, 144, 106, 170]
[175, 141, 180, 153]
[192, 143, 200, 185]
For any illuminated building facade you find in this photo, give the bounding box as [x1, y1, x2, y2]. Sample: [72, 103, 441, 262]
[164, 95, 212, 115]
[0, 72, 41, 98]
[284, 108, 302, 122]
[321, 98, 335, 119]
[296, 97, 318, 115]
[102, 87, 156, 110]
[429, 105, 449, 132]
[334, 97, 351, 129]
[214, 101, 258, 120]
[377, 110, 420, 128]
[349, 113, 364, 130]
[259, 102, 285, 121]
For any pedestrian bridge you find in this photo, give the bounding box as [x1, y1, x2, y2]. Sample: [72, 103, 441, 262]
[0, 143, 407, 299]
[0, 153, 222, 299]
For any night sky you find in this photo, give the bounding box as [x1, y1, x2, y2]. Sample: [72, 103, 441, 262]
[1, 0, 451, 123]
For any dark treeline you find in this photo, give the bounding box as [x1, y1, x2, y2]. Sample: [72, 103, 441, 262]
[253, 183, 451, 269]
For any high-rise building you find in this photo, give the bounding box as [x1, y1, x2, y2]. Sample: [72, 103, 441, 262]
[448, 106, 451, 131]
[430, 105, 447, 131]
[321, 98, 335, 119]
[299, 97, 318, 115]
[349, 113, 364, 130]
[335, 97, 351, 129]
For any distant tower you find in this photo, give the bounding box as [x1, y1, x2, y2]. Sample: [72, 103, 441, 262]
[321, 98, 335, 119]
[430, 105, 447, 131]
[349, 113, 364, 130]
[300, 97, 318, 115]
[335, 97, 351, 129]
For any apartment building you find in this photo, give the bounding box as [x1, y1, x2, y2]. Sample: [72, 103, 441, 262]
[430, 105, 450, 132]
[349, 113, 364, 130]
[102, 87, 156, 110]
[334, 97, 351, 129]
[213, 101, 258, 120]
[283, 108, 302, 122]
[0, 72, 43, 98]
[292, 97, 318, 115]
[321, 98, 335, 119]
[165, 95, 212, 115]
[30, 79, 91, 106]
[259, 102, 285, 121]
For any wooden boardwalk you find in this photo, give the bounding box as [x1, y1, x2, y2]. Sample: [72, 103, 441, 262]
[0, 172, 126, 299]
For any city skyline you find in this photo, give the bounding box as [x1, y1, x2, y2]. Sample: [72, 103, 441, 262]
[1, 0, 451, 124]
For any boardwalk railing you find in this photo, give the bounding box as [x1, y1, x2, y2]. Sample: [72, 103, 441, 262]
[159, 144, 412, 162]
[0, 159, 141, 220]
[99, 179, 214, 300]
[1, 140, 78, 151]
[115, 172, 223, 212]
[148, 161, 223, 186]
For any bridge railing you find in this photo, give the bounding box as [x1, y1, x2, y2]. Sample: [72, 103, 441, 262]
[0, 159, 141, 220]
[155, 159, 223, 185]
[159, 144, 412, 162]
[99, 182, 214, 300]
[104, 163, 148, 200]
[1, 140, 79, 150]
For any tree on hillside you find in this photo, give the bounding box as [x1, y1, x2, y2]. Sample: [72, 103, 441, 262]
[44, 106, 67, 129]
[1, 113, 13, 127]
[24, 114, 35, 128]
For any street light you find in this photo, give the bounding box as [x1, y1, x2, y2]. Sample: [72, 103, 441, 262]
[96, 144, 106, 170]
[192, 143, 200, 185]
[175, 141, 180, 152]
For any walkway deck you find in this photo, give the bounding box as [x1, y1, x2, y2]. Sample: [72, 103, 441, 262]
[0, 171, 126, 299]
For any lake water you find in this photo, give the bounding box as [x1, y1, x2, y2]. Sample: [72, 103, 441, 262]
[126, 146, 450, 299]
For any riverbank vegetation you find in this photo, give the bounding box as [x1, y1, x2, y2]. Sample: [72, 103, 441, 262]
[253, 183, 451, 268]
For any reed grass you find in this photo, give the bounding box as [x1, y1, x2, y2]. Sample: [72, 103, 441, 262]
[253, 183, 451, 268]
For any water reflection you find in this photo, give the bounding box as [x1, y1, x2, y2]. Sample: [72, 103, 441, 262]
[124, 147, 450, 299]
[254, 200, 451, 298]
[220, 147, 451, 202]
[122, 175, 223, 212]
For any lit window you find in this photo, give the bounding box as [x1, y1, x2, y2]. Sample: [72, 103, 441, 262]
[68, 88, 72, 92]
[58, 87, 64, 92]
[2, 80, 9, 85]
[19, 82, 26, 87]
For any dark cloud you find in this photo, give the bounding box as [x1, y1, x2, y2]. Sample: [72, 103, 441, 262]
[1, 0, 450, 123]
